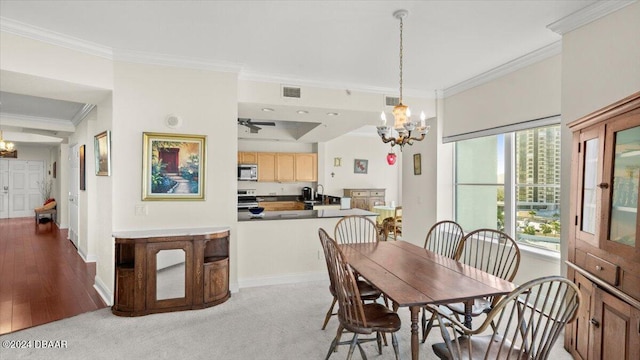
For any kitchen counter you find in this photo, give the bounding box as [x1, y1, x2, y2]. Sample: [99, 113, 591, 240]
[238, 208, 376, 222]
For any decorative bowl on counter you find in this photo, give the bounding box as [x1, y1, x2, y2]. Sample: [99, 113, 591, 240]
[249, 207, 265, 215]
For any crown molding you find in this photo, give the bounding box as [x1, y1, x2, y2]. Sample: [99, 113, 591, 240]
[71, 104, 96, 126]
[0, 112, 76, 132]
[113, 49, 243, 73]
[0, 17, 113, 59]
[546, 0, 637, 35]
[443, 41, 562, 98]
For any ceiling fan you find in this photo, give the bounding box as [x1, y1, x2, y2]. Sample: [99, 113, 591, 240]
[238, 118, 276, 133]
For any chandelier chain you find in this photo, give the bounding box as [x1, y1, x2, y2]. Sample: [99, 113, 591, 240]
[399, 15, 403, 103]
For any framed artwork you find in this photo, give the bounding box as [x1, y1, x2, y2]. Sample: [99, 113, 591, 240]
[94, 130, 111, 176]
[79, 145, 86, 190]
[53, 161, 57, 179]
[142, 132, 206, 201]
[413, 153, 422, 175]
[354, 159, 368, 174]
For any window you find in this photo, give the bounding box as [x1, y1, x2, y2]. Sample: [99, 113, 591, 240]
[455, 124, 561, 251]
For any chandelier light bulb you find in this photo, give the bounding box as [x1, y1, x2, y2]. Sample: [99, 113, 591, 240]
[380, 112, 387, 126]
[406, 107, 411, 118]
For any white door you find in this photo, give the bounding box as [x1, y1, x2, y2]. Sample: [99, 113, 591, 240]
[69, 144, 79, 247]
[0, 160, 8, 219]
[6, 160, 44, 218]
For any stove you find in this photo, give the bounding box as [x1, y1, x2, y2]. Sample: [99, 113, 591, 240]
[237, 189, 258, 210]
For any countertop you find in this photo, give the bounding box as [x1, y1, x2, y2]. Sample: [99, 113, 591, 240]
[238, 208, 376, 222]
[113, 226, 231, 238]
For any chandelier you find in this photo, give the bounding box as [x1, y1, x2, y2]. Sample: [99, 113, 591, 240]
[0, 130, 15, 152]
[377, 9, 430, 151]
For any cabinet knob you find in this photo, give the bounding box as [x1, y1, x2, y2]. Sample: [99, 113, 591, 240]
[595, 265, 603, 271]
[590, 318, 600, 328]
[597, 183, 609, 189]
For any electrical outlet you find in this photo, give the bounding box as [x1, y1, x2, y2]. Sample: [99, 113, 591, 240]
[135, 204, 148, 216]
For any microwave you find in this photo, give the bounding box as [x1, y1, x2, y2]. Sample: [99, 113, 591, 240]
[238, 164, 258, 181]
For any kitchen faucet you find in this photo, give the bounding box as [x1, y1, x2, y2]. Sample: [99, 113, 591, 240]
[316, 184, 324, 202]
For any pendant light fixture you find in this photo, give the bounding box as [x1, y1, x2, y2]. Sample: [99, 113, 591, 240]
[377, 9, 430, 151]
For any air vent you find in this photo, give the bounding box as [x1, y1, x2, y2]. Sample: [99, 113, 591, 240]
[385, 96, 400, 106]
[282, 86, 301, 99]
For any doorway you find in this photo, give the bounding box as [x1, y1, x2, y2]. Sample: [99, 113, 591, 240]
[68, 144, 80, 248]
[0, 159, 45, 219]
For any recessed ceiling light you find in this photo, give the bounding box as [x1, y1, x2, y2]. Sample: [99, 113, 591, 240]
[297, 110, 309, 114]
[327, 112, 339, 116]
[262, 108, 275, 112]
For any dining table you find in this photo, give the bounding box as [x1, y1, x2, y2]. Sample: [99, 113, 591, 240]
[371, 205, 396, 225]
[340, 240, 515, 360]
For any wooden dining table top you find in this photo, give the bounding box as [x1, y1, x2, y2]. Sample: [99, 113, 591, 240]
[339, 240, 516, 308]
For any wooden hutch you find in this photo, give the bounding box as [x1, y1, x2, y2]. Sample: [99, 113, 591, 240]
[112, 227, 230, 316]
[565, 92, 640, 360]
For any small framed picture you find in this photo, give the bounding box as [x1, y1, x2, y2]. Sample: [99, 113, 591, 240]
[94, 130, 111, 176]
[413, 153, 422, 175]
[79, 145, 86, 190]
[354, 159, 368, 174]
[142, 132, 206, 201]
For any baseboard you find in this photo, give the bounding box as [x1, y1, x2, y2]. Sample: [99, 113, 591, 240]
[77, 249, 97, 263]
[238, 271, 327, 289]
[94, 275, 113, 306]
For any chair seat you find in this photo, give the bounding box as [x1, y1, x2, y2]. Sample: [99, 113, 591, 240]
[446, 298, 492, 317]
[432, 335, 529, 360]
[358, 280, 382, 300]
[345, 303, 401, 334]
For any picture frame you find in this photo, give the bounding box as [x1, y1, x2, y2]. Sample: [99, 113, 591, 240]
[142, 132, 206, 201]
[79, 145, 86, 190]
[354, 159, 368, 174]
[413, 153, 422, 175]
[94, 130, 111, 176]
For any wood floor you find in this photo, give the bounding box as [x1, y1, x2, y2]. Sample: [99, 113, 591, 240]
[0, 217, 107, 335]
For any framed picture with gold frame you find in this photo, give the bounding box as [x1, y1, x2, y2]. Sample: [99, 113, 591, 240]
[413, 153, 422, 175]
[94, 130, 111, 176]
[142, 132, 206, 201]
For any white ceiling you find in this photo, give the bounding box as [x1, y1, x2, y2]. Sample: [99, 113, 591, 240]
[0, 0, 603, 144]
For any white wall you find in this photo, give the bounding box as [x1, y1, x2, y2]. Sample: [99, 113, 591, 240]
[110, 61, 239, 295]
[320, 133, 401, 205]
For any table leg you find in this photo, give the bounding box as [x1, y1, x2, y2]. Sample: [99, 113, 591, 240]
[464, 300, 473, 328]
[410, 305, 419, 360]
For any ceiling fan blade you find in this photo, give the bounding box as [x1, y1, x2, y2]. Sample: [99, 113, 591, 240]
[251, 121, 275, 126]
[247, 124, 261, 132]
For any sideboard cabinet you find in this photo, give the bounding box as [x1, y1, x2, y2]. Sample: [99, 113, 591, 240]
[343, 188, 386, 210]
[565, 92, 640, 360]
[112, 227, 230, 317]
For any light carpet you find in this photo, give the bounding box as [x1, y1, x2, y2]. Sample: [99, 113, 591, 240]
[0, 280, 574, 360]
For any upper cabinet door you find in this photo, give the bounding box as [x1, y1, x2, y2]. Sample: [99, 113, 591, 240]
[576, 126, 605, 248]
[601, 114, 640, 254]
[276, 153, 295, 182]
[257, 153, 276, 182]
[294, 153, 317, 182]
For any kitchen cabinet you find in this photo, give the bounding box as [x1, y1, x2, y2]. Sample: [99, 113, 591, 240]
[565, 92, 640, 359]
[276, 153, 296, 182]
[257, 152, 276, 182]
[249, 152, 317, 183]
[343, 188, 386, 211]
[258, 201, 304, 211]
[237, 152, 258, 164]
[112, 228, 230, 317]
[295, 153, 317, 182]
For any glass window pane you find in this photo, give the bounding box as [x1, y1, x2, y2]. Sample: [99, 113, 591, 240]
[515, 125, 562, 251]
[456, 185, 504, 231]
[581, 138, 599, 234]
[456, 135, 502, 184]
[516, 185, 561, 251]
[609, 126, 640, 246]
